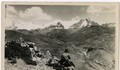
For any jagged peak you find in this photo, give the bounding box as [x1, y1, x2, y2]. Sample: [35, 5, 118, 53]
[69, 18, 99, 29]
[44, 22, 64, 31]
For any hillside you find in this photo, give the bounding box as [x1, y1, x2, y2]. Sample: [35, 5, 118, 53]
[5, 30, 31, 42]
[68, 25, 115, 45]
[5, 22, 115, 70]
[67, 25, 115, 70]
[5, 30, 66, 57]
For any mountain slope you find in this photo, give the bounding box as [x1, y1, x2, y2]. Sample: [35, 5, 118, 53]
[67, 25, 115, 70]
[5, 30, 66, 56]
[5, 22, 115, 70]
[69, 26, 115, 48]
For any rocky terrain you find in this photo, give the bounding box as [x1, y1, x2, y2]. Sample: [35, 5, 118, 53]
[5, 18, 115, 70]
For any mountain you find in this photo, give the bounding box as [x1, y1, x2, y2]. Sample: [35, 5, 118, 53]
[5, 20, 115, 55]
[69, 25, 115, 48]
[66, 25, 115, 70]
[42, 22, 64, 34]
[5, 30, 30, 42]
[5, 30, 66, 57]
[5, 19, 115, 70]
[69, 18, 99, 29]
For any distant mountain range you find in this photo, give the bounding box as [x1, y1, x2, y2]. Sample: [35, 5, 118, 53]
[5, 19, 115, 54]
[6, 18, 115, 30]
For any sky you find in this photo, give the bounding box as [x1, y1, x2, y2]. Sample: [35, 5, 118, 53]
[5, 4, 116, 30]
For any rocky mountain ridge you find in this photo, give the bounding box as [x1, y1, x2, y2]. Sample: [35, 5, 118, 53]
[5, 18, 115, 70]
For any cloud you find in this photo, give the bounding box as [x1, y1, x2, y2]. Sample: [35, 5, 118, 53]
[6, 6, 17, 16]
[5, 6, 53, 29]
[86, 5, 115, 24]
[15, 21, 44, 30]
[43, 16, 81, 29]
[41, 5, 89, 21]
[6, 5, 82, 29]
[19, 7, 52, 20]
[87, 5, 115, 14]
[5, 6, 18, 28]
[5, 5, 115, 30]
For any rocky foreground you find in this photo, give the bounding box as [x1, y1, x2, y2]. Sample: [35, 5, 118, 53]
[5, 58, 55, 70]
[5, 47, 115, 70]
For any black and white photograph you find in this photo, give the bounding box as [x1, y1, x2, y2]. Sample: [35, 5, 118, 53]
[2, 2, 118, 70]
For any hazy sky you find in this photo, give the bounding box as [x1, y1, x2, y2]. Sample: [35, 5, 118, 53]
[5, 4, 116, 30]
